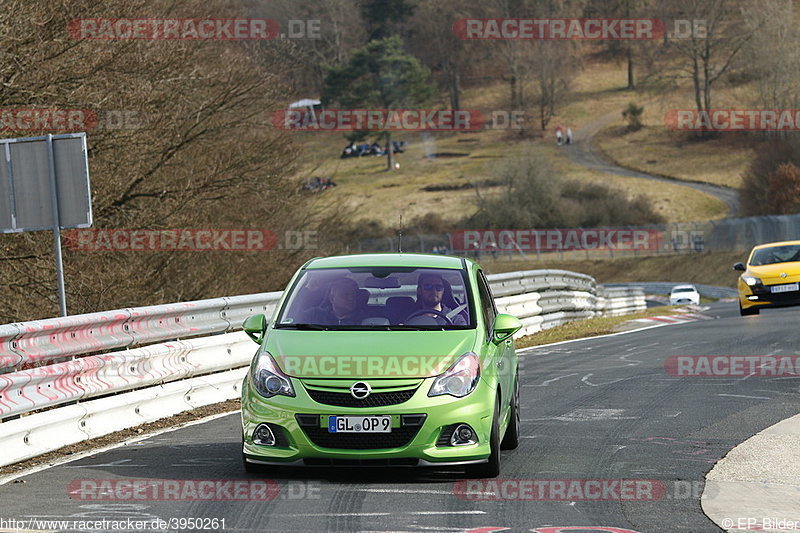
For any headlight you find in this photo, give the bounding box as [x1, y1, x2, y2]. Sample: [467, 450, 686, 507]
[742, 276, 762, 286]
[429, 352, 481, 398]
[251, 351, 295, 398]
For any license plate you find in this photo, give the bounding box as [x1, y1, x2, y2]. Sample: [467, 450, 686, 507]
[328, 415, 391, 433]
[771, 283, 799, 294]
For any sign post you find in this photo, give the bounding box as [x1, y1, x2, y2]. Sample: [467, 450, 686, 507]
[0, 133, 92, 317]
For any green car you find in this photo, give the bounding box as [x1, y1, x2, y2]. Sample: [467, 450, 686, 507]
[240, 253, 522, 477]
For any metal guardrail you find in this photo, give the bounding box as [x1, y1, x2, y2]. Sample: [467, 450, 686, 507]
[602, 282, 737, 300]
[0, 292, 281, 373]
[0, 268, 645, 468]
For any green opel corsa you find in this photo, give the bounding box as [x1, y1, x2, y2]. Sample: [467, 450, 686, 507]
[240, 253, 522, 477]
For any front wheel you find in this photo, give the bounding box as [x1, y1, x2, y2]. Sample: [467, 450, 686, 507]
[740, 302, 759, 316]
[501, 375, 520, 450]
[465, 398, 501, 478]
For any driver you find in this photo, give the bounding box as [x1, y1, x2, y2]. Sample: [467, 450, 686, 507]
[413, 273, 467, 325]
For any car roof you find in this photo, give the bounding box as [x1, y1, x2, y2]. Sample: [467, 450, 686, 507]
[304, 253, 469, 270]
[671, 284, 697, 290]
[752, 240, 800, 250]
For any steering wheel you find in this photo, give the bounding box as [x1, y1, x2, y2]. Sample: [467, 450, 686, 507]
[404, 308, 453, 326]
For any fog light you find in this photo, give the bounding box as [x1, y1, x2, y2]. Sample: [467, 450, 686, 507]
[450, 424, 477, 446]
[253, 424, 276, 446]
[747, 296, 759, 301]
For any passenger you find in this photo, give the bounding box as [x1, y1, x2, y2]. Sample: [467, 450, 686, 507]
[303, 278, 366, 325]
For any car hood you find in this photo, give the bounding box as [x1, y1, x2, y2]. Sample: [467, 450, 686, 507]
[748, 262, 800, 283]
[265, 329, 478, 379]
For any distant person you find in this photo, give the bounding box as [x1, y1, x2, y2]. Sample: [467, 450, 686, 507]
[555, 125, 564, 146]
[566, 127, 574, 145]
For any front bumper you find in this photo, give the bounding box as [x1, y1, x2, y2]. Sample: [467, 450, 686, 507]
[241, 376, 495, 466]
[739, 283, 800, 309]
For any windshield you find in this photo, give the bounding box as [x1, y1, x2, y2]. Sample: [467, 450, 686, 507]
[276, 267, 474, 330]
[750, 245, 800, 266]
[672, 287, 696, 293]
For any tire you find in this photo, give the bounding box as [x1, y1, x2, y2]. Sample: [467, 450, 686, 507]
[500, 375, 520, 450]
[740, 302, 759, 316]
[466, 398, 501, 478]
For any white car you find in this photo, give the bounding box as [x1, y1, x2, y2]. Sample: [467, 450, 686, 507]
[669, 284, 700, 305]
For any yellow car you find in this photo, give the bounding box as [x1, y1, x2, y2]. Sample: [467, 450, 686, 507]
[735, 240, 800, 316]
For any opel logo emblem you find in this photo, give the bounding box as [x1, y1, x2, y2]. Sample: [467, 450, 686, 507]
[781, 272, 788, 278]
[350, 381, 371, 399]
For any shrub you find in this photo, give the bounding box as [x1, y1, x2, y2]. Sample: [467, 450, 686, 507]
[622, 102, 644, 131]
[741, 137, 800, 215]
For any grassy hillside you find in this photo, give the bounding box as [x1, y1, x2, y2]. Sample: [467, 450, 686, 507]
[594, 89, 761, 189]
[293, 61, 734, 227]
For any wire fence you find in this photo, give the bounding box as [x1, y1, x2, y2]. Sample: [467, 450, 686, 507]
[356, 214, 800, 261]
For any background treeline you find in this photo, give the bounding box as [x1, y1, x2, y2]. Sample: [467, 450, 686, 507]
[1, 0, 798, 320]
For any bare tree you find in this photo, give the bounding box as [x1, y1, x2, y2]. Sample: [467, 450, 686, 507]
[661, 0, 754, 135]
[0, 0, 319, 320]
[742, 0, 800, 124]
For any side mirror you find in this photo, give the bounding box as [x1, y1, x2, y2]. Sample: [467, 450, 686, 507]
[243, 314, 267, 344]
[733, 262, 746, 271]
[492, 313, 522, 345]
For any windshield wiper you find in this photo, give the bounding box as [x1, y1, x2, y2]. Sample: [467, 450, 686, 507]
[383, 324, 446, 331]
[275, 323, 329, 330]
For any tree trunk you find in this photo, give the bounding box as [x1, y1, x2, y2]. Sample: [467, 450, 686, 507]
[386, 132, 394, 171]
[627, 44, 635, 89]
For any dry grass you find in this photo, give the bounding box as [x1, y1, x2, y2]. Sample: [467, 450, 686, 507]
[480, 251, 745, 287]
[289, 60, 754, 227]
[545, 143, 729, 222]
[593, 87, 763, 189]
[516, 305, 681, 348]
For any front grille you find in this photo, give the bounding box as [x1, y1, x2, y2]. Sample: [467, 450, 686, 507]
[754, 286, 800, 303]
[306, 387, 417, 408]
[303, 458, 419, 467]
[301, 425, 421, 450]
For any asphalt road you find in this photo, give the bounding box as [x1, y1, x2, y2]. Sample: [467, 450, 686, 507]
[2, 301, 800, 533]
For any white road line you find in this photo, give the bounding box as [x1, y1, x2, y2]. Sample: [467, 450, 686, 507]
[275, 511, 486, 517]
[353, 488, 452, 495]
[717, 393, 771, 400]
[524, 373, 579, 387]
[517, 322, 672, 352]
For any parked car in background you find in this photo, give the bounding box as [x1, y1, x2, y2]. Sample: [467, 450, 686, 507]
[669, 284, 700, 305]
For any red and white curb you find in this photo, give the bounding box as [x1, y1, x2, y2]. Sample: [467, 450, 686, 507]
[632, 305, 714, 326]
